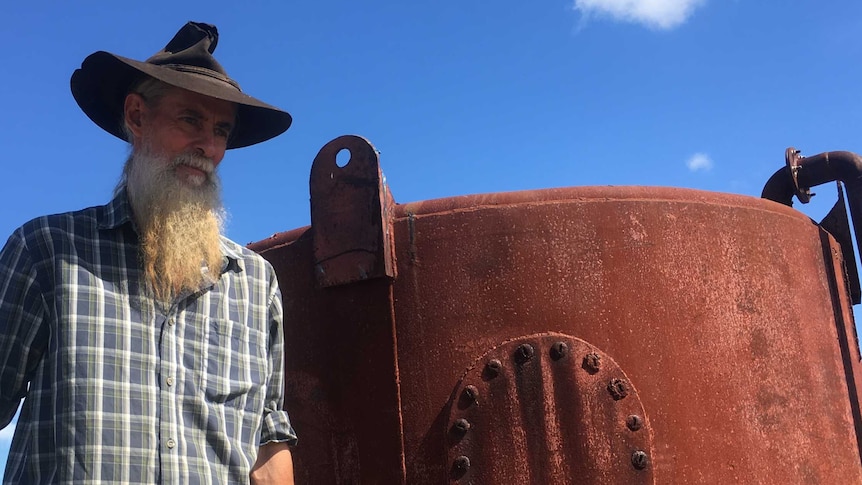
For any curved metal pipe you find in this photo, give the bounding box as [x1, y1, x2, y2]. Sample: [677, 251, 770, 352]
[762, 167, 797, 206]
[762, 147, 862, 307]
[762, 149, 862, 206]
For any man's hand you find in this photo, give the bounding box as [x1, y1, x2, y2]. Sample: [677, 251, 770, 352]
[250, 442, 294, 485]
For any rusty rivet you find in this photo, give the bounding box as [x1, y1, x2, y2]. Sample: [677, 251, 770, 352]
[514, 343, 535, 364]
[453, 418, 471, 435]
[550, 341, 569, 360]
[626, 414, 644, 431]
[463, 385, 479, 404]
[631, 450, 649, 470]
[607, 378, 629, 400]
[485, 359, 502, 378]
[582, 352, 601, 374]
[452, 455, 471, 477]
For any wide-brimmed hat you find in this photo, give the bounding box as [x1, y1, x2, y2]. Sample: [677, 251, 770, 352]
[71, 21, 292, 149]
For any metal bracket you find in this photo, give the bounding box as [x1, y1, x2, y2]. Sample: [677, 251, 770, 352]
[310, 135, 397, 288]
[820, 183, 862, 304]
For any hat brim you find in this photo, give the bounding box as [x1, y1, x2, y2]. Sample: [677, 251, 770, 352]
[71, 51, 292, 149]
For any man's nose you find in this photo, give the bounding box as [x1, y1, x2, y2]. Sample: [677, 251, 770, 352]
[194, 130, 222, 164]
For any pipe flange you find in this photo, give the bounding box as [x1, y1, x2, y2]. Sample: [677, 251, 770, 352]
[786, 147, 812, 204]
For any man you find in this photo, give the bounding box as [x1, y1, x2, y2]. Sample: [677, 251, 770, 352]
[0, 22, 297, 484]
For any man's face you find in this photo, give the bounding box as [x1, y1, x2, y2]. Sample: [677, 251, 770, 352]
[122, 85, 236, 301]
[127, 86, 237, 185]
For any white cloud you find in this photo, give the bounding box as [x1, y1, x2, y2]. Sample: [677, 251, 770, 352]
[573, 0, 707, 30]
[686, 152, 713, 172]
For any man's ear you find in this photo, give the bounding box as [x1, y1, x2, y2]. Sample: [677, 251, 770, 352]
[123, 93, 147, 139]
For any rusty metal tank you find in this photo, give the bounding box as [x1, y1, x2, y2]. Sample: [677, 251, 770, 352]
[249, 136, 862, 484]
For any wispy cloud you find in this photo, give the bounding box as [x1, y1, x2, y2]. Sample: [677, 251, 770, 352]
[686, 152, 713, 172]
[573, 0, 707, 30]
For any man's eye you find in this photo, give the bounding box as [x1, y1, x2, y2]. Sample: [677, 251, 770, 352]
[215, 128, 230, 139]
[182, 116, 200, 126]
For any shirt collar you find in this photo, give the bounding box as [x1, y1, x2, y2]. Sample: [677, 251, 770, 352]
[97, 184, 135, 230]
[219, 237, 244, 274]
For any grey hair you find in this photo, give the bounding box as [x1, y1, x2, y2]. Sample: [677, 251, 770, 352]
[117, 77, 173, 193]
[121, 77, 173, 143]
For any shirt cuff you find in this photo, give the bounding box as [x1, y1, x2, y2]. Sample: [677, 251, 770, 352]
[260, 409, 298, 446]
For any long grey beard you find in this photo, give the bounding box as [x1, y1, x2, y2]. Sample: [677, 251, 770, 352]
[123, 149, 226, 304]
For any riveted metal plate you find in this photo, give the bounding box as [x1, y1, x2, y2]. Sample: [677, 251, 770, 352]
[446, 332, 655, 484]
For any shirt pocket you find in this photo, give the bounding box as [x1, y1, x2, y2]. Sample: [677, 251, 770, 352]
[201, 317, 268, 409]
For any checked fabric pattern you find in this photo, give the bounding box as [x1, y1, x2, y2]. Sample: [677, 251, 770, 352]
[0, 186, 296, 484]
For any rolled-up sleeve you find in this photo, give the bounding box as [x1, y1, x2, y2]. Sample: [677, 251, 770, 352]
[0, 229, 48, 429]
[259, 271, 297, 446]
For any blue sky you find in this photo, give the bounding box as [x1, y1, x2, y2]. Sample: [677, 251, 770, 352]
[2, 0, 862, 471]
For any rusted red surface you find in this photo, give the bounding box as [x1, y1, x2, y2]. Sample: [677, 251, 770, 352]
[260, 231, 405, 484]
[251, 137, 862, 484]
[446, 333, 654, 483]
[309, 134, 397, 287]
[257, 136, 405, 483]
[821, 226, 862, 459]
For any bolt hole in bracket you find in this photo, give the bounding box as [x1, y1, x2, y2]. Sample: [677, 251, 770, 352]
[310, 135, 397, 288]
[445, 332, 655, 484]
[335, 147, 351, 168]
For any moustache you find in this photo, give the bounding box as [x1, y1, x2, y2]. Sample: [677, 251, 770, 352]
[171, 153, 218, 185]
[172, 153, 215, 173]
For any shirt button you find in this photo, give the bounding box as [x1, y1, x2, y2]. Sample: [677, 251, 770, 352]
[166, 439, 176, 449]
[166, 377, 175, 386]
[167, 318, 175, 326]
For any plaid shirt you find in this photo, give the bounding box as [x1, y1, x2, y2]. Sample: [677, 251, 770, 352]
[0, 186, 297, 484]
